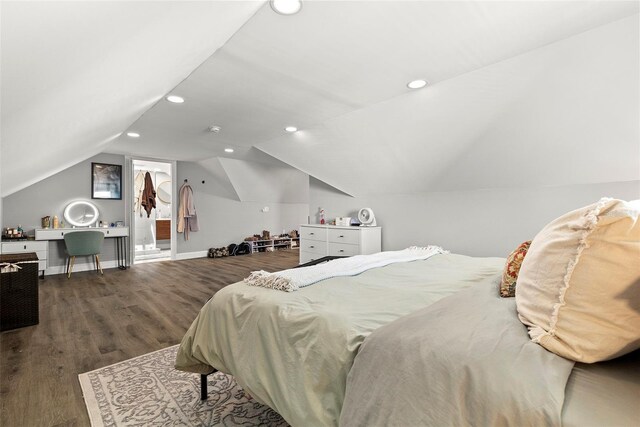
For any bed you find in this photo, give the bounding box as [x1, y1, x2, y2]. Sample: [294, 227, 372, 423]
[340, 275, 640, 426]
[175, 251, 640, 427]
[174, 253, 504, 426]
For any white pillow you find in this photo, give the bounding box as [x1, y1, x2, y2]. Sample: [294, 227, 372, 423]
[516, 198, 640, 363]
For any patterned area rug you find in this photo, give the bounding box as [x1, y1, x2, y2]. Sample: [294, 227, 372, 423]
[79, 345, 289, 426]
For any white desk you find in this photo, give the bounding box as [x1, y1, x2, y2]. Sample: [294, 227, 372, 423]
[35, 227, 129, 270]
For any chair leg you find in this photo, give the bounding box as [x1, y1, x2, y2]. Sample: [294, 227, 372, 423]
[68, 256, 75, 279]
[95, 255, 104, 275]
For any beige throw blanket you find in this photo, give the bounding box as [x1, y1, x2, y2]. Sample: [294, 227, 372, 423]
[245, 246, 447, 292]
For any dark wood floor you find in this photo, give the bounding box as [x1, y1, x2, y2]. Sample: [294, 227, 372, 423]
[0, 250, 299, 427]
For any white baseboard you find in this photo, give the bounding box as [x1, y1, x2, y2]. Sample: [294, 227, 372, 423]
[45, 251, 208, 274]
[175, 251, 208, 261]
[45, 259, 121, 276]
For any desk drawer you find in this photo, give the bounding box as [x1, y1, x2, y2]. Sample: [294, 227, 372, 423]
[2, 241, 47, 253]
[328, 228, 360, 245]
[300, 227, 327, 242]
[35, 229, 68, 240]
[1, 242, 47, 275]
[329, 242, 359, 257]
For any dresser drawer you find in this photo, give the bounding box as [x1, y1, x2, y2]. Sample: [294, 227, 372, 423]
[300, 226, 327, 242]
[299, 251, 322, 265]
[328, 242, 360, 257]
[327, 228, 360, 245]
[2, 241, 47, 253]
[300, 240, 327, 255]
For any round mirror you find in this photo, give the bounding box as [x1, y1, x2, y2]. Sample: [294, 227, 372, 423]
[157, 181, 172, 204]
[64, 200, 100, 227]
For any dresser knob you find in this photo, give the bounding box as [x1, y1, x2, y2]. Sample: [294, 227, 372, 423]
[310, 245, 314, 249]
[339, 249, 344, 252]
[339, 235, 344, 238]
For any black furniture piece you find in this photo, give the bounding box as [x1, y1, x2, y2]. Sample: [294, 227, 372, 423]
[0, 252, 39, 331]
[115, 235, 128, 270]
[199, 255, 347, 400]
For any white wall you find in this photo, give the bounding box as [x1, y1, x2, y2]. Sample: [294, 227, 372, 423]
[311, 178, 640, 257]
[2, 153, 126, 267]
[1, 154, 310, 269]
[219, 157, 309, 203]
[295, 15, 640, 257]
[176, 160, 308, 255]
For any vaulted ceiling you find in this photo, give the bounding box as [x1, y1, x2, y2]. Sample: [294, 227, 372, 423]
[2, 1, 638, 198]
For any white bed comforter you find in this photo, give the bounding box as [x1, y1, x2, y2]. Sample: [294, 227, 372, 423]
[245, 246, 446, 291]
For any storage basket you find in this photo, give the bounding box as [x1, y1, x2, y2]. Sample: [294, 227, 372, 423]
[1, 252, 39, 331]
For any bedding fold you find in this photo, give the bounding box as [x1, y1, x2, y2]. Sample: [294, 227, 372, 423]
[245, 246, 447, 291]
[340, 278, 575, 427]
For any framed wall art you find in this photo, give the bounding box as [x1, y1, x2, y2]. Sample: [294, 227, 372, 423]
[91, 162, 122, 200]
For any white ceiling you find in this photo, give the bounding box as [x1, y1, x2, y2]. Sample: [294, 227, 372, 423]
[258, 14, 640, 195]
[2, 1, 638, 198]
[1, 0, 263, 196]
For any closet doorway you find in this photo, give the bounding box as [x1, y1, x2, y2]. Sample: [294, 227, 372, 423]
[131, 159, 176, 263]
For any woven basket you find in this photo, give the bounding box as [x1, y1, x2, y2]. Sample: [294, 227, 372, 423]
[1, 253, 39, 331]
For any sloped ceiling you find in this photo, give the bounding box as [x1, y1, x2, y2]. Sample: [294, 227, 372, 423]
[1, 0, 263, 196]
[219, 157, 309, 203]
[258, 14, 640, 195]
[2, 1, 638, 198]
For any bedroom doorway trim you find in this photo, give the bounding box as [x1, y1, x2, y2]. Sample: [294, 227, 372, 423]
[125, 156, 178, 264]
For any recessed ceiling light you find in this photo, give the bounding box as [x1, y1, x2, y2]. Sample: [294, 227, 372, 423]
[270, 0, 302, 15]
[407, 79, 428, 89]
[166, 95, 185, 103]
[126, 132, 140, 138]
[285, 126, 298, 132]
[225, 148, 234, 153]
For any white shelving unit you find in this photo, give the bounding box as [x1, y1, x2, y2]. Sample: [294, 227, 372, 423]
[247, 237, 299, 253]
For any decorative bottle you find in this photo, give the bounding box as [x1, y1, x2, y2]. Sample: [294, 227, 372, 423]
[53, 215, 59, 229]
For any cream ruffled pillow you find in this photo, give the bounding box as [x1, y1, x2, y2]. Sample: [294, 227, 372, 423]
[516, 198, 640, 363]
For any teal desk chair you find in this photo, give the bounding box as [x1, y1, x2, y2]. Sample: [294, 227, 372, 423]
[64, 231, 105, 278]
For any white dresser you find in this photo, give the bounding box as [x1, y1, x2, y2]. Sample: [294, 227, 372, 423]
[1, 240, 48, 277]
[299, 225, 382, 265]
